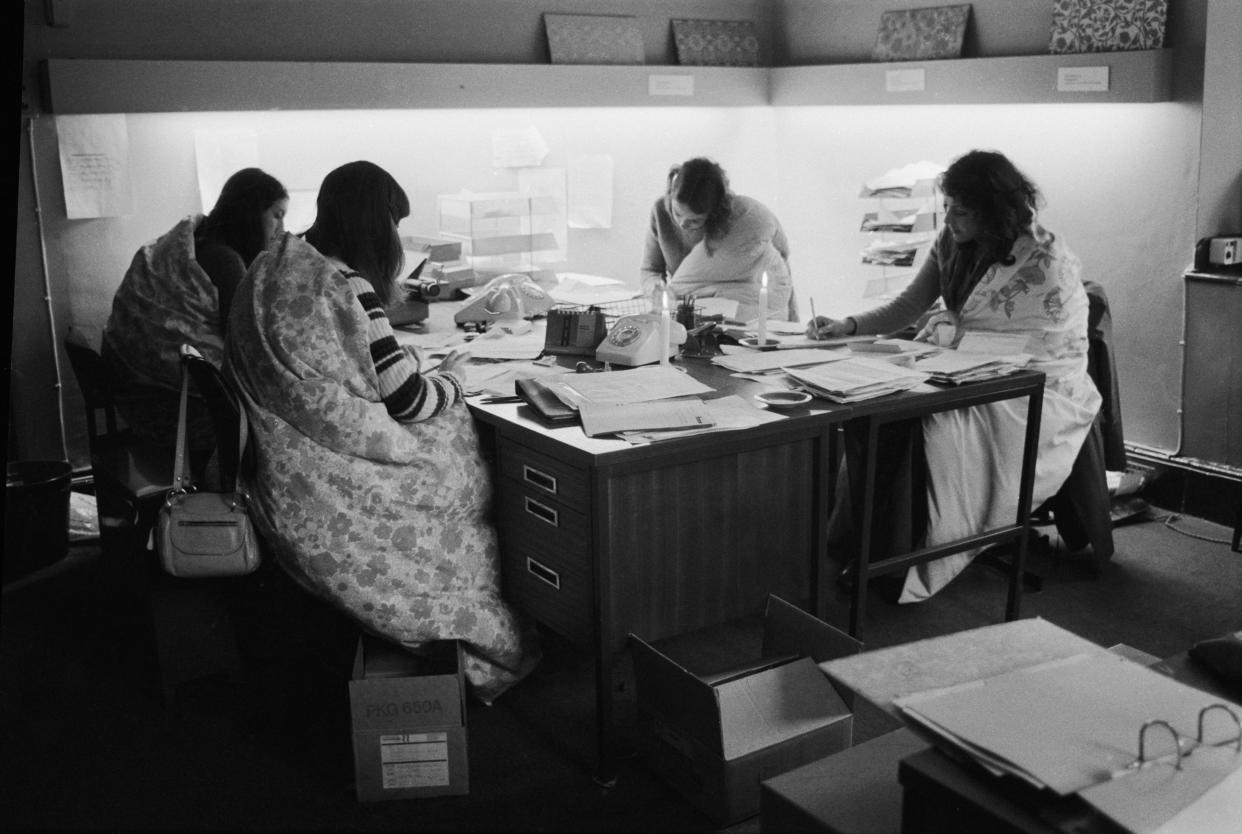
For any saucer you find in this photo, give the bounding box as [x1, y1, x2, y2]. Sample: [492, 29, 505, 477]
[739, 337, 780, 350]
[754, 390, 812, 409]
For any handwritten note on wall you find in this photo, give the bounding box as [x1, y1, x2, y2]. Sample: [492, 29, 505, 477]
[56, 115, 133, 219]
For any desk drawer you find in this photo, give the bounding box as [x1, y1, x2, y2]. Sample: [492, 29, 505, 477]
[498, 442, 589, 513]
[498, 485, 590, 556]
[501, 541, 592, 640]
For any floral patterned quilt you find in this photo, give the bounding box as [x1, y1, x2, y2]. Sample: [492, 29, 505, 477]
[225, 235, 539, 702]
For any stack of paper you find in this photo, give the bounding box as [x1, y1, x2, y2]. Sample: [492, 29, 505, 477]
[784, 356, 927, 403]
[578, 398, 714, 438]
[712, 347, 848, 374]
[915, 350, 1031, 384]
[541, 364, 714, 410]
[612, 395, 786, 444]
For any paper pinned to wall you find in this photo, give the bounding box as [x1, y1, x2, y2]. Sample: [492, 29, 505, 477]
[56, 115, 133, 219]
[568, 153, 614, 229]
[517, 167, 568, 263]
[194, 128, 260, 213]
[492, 125, 549, 169]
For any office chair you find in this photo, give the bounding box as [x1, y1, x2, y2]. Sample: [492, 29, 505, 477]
[62, 336, 174, 561]
[1035, 281, 1119, 571]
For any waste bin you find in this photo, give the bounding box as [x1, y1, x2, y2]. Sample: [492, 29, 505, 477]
[4, 460, 73, 585]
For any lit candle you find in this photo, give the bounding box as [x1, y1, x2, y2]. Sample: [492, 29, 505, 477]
[659, 286, 672, 366]
[757, 271, 770, 346]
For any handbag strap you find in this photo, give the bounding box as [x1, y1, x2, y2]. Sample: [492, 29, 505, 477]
[171, 358, 192, 493]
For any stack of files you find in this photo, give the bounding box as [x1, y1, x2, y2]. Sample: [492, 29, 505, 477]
[578, 398, 714, 439]
[860, 235, 935, 267]
[609, 395, 786, 444]
[712, 347, 848, 374]
[894, 652, 1242, 833]
[915, 349, 1031, 384]
[784, 356, 926, 403]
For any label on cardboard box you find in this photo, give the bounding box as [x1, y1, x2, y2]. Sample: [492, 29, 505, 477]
[379, 732, 451, 788]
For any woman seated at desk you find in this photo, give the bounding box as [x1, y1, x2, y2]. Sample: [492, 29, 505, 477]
[641, 156, 796, 322]
[807, 149, 1102, 602]
[103, 167, 288, 460]
[225, 160, 539, 703]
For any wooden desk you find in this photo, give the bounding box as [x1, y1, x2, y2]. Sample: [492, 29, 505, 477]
[470, 356, 851, 784]
[845, 371, 1045, 638]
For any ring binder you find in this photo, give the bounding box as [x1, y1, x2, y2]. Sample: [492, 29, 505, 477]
[1130, 704, 1242, 771]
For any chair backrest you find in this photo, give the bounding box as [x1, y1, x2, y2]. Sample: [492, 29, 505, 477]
[63, 338, 123, 452]
[180, 346, 252, 492]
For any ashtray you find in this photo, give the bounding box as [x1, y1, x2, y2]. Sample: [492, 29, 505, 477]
[739, 337, 780, 350]
[754, 390, 812, 410]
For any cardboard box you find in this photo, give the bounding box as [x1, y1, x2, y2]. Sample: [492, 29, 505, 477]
[629, 596, 862, 826]
[348, 635, 468, 802]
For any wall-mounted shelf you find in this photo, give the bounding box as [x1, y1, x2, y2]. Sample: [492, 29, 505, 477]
[40, 59, 769, 113]
[772, 49, 1173, 105]
[40, 49, 1173, 114]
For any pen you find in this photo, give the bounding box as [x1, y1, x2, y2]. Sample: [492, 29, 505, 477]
[810, 297, 819, 340]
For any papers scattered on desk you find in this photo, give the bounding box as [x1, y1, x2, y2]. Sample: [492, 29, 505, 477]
[578, 397, 714, 438]
[613, 395, 785, 444]
[860, 236, 934, 267]
[461, 320, 547, 360]
[894, 652, 1239, 797]
[542, 364, 714, 409]
[915, 349, 1031, 384]
[784, 356, 927, 403]
[548, 273, 641, 307]
[712, 347, 849, 374]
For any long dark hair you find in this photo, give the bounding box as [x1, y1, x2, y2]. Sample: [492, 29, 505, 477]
[938, 150, 1041, 265]
[197, 167, 288, 266]
[667, 157, 734, 242]
[304, 161, 410, 305]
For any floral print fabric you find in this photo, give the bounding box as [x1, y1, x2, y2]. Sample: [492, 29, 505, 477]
[224, 234, 539, 703]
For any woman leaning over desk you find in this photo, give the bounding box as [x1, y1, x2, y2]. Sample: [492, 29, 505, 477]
[806, 149, 1102, 602]
[641, 156, 797, 321]
[224, 160, 539, 703]
[102, 167, 288, 456]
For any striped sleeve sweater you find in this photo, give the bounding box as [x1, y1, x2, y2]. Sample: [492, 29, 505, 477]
[346, 272, 465, 422]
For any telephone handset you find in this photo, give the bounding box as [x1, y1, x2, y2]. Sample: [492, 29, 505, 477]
[594, 313, 687, 367]
[454, 273, 553, 324]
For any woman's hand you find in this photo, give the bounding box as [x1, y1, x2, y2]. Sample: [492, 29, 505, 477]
[437, 348, 471, 386]
[914, 311, 960, 347]
[805, 316, 855, 340]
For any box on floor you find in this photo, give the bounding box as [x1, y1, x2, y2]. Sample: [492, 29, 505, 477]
[629, 595, 863, 826]
[348, 635, 468, 802]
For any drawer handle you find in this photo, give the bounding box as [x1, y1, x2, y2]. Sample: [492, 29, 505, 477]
[524, 496, 559, 527]
[522, 464, 557, 494]
[526, 557, 561, 590]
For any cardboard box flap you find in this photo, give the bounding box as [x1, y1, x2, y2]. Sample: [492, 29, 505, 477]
[716, 657, 849, 761]
[629, 634, 727, 754]
[762, 595, 863, 665]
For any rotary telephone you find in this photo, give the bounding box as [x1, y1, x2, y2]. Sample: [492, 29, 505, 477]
[594, 313, 687, 367]
[453, 273, 553, 325]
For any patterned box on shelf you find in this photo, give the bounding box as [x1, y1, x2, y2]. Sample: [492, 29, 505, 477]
[671, 19, 760, 67]
[544, 14, 644, 65]
[871, 4, 972, 62]
[1049, 0, 1168, 54]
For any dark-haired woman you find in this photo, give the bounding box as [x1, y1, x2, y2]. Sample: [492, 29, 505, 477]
[806, 150, 1102, 602]
[102, 167, 288, 453]
[224, 161, 539, 703]
[641, 156, 796, 321]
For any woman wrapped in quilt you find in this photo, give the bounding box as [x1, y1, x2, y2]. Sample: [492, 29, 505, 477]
[806, 149, 1102, 602]
[224, 160, 540, 702]
[103, 167, 288, 456]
